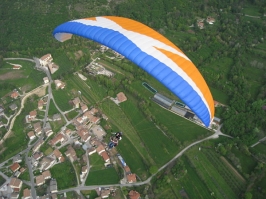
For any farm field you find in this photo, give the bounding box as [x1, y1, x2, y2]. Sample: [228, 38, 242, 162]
[50, 160, 77, 190]
[185, 146, 246, 199]
[99, 99, 154, 166]
[149, 102, 212, 144]
[85, 167, 119, 185]
[119, 96, 179, 166]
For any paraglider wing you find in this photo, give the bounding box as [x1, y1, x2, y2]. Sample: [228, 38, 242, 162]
[53, 16, 214, 127]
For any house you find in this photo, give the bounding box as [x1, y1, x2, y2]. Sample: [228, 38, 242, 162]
[13, 155, 22, 163]
[38, 100, 44, 110]
[116, 92, 127, 103]
[49, 133, 65, 146]
[13, 65, 22, 70]
[10, 91, 19, 99]
[101, 151, 110, 163]
[40, 157, 55, 171]
[33, 122, 42, 135]
[43, 77, 49, 84]
[9, 103, 18, 111]
[50, 179, 58, 193]
[76, 117, 84, 124]
[89, 107, 98, 115]
[54, 80, 65, 89]
[9, 178, 22, 189]
[87, 148, 96, 155]
[197, 21, 204, 29]
[51, 193, 58, 199]
[29, 110, 37, 120]
[128, 190, 141, 199]
[206, 16, 215, 24]
[32, 140, 44, 152]
[48, 63, 59, 74]
[23, 188, 31, 199]
[65, 145, 77, 162]
[96, 144, 105, 155]
[102, 114, 108, 120]
[33, 152, 43, 161]
[27, 131, 36, 140]
[124, 166, 131, 174]
[81, 166, 87, 174]
[10, 162, 20, 172]
[20, 167, 26, 173]
[52, 113, 61, 121]
[101, 189, 110, 198]
[35, 175, 45, 186]
[14, 170, 21, 177]
[212, 117, 221, 125]
[42, 170, 51, 180]
[44, 122, 53, 137]
[40, 54, 53, 66]
[10, 192, 19, 199]
[81, 104, 88, 113]
[53, 149, 63, 161]
[72, 97, 80, 108]
[127, 173, 137, 183]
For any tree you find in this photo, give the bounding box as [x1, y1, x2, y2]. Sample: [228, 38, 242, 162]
[245, 192, 252, 199]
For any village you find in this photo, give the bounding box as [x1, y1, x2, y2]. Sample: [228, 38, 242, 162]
[0, 53, 141, 199]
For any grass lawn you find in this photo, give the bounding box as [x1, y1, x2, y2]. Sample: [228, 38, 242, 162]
[50, 160, 77, 190]
[81, 190, 98, 198]
[50, 119, 66, 133]
[85, 167, 119, 185]
[19, 170, 30, 181]
[52, 88, 73, 112]
[48, 100, 60, 117]
[89, 153, 105, 171]
[65, 110, 79, 120]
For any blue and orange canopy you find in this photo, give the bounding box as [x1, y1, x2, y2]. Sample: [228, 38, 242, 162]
[53, 16, 214, 127]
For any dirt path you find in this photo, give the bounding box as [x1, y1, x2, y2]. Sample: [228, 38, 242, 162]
[220, 156, 246, 183]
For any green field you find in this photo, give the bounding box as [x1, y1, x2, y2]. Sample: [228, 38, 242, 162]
[0, 60, 45, 93]
[120, 98, 179, 166]
[52, 88, 74, 112]
[85, 167, 119, 185]
[48, 100, 59, 117]
[19, 170, 30, 181]
[65, 110, 79, 120]
[231, 148, 257, 175]
[89, 153, 105, 171]
[185, 147, 245, 199]
[50, 160, 77, 190]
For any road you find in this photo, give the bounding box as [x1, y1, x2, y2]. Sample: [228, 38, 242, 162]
[0, 84, 47, 145]
[1, 57, 234, 197]
[251, 136, 266, 147]
[50, 125, 232, 195]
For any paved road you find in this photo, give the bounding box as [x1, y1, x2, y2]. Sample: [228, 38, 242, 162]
[251, 136, 266, 147]
[51, 126, 232, 195]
